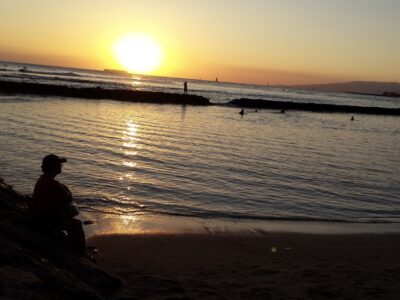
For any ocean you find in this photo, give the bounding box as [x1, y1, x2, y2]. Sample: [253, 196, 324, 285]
[0, 62, 399, 234]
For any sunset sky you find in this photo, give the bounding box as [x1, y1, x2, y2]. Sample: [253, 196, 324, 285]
[0, 0, 399, 85]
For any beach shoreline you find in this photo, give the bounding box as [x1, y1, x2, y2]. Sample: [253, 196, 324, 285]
[88, 231, 400, 299]
[3, 177, 399, 299]
[81, 212, 400, 239]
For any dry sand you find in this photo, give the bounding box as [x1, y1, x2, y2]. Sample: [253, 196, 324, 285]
[88, 232, 400, 299]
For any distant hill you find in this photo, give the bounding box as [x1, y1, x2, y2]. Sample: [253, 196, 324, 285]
[288, 81, 400, 95]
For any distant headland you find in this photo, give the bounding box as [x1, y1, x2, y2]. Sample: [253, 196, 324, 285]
[284, 81, 400, 97]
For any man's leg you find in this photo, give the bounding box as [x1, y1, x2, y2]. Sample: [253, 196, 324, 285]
[60, 218, 87, 256]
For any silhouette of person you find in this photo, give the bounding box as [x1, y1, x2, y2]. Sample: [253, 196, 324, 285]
[239, 109, 245, 115]
[351, 116, 354, 121]
[30, 154, 88, 257]
[183, 81, 188, 94]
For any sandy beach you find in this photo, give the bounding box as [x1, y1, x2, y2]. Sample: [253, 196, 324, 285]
[89, 232, 400, 299]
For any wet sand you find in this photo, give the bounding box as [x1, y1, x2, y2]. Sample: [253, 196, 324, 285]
[89, 232, 400, 299]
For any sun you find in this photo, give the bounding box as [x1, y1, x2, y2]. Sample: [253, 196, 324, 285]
[114, 34, 163, 74]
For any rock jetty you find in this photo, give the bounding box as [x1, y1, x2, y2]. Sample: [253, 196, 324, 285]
[229, 98, 400, 115]
[0, 80, 211, 106]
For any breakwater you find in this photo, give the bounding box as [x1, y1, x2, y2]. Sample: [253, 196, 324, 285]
[0, 80, 211, 106]
[1, 80, 399, 115]
[228, 98, 400, 115]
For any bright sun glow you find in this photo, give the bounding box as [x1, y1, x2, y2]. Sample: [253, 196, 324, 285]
[114, 34, 162, 74]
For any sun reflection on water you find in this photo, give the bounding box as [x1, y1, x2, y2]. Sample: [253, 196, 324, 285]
[124, 150, 138, 156]
[121, 120, 141, 197]
[123, 143, 138, 148]
[122, 121, 140, 150]
[123, 161, 137, 168]
[121, 215, 138, 227]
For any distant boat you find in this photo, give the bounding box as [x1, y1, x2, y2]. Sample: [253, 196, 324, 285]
[19, 66, 28, 72]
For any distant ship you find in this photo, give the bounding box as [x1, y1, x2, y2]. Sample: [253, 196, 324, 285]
[103, 69, 131, 77]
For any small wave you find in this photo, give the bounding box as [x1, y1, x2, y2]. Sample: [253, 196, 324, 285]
[147, 210, 400, 224]
[49, 76, 131, 87]
[76, 196, 400, 224]
[0, 73, 132, 90]
[19, 69, 81, 77]
[76, 196, 145, 210]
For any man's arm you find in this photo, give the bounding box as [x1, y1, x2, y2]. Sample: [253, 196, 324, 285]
[54, 181, 73, 204]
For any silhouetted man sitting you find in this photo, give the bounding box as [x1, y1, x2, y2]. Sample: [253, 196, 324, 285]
[30, 154, 88, 257]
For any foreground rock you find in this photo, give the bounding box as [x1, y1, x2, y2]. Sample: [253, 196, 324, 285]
[229, 98, 400, 115]
[0, 80, 211, 106]
[0, 179, 121, 299]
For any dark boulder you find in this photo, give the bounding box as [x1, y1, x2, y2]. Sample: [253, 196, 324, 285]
[0, 178, 121, 299]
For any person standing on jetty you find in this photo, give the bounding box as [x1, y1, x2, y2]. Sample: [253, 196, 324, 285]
[183, 81, 188, 94]
[30, 154, 88, 257]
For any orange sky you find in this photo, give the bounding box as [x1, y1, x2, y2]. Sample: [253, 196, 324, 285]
[0, 0, 399, 85]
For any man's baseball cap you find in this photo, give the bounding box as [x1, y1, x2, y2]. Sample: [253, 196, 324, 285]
[41, 154, 67, 169]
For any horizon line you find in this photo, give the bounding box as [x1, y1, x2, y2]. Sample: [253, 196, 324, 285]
[0, 59, 398, 87]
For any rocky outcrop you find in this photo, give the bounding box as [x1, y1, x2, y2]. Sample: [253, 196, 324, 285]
[0, 80, 211, 106]
[228, 98, 400, 115]
[0, 178, 121, 299]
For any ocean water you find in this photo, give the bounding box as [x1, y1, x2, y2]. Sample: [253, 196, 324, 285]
[2, 61, 400, 108]
[0, 62, 399, 233]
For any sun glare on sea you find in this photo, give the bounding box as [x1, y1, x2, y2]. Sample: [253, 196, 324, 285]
[114, 34, 163, 74]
